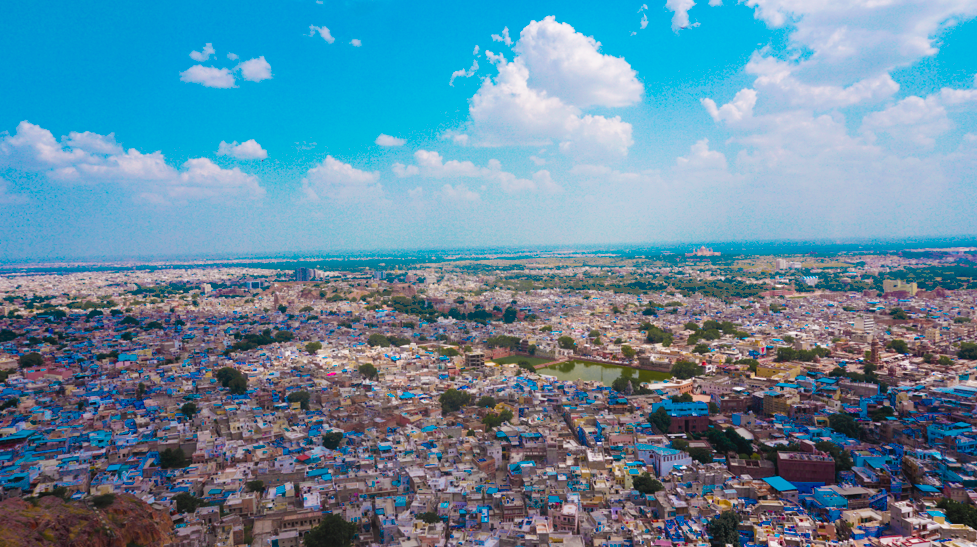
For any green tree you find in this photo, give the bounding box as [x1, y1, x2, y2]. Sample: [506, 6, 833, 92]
[887, 339, 910, 354]
[246, 480, 265, 493]
[692, 344, 710, 354]
[174, 492, 205, 514]
[137, 383, 147, 399]
[671, 393, 694, 403]
[477, 395, 497, 408]
[828, 413, 862, 439]
[439, 389, 472, 414]
[959, 343, 977, 360]
[368, 333, 391, 347]
[706, 511, 740, 547]
[632, 472, 663, 495]
[517, 360, 536, 373]
[708, 402, 720, 415]
[937, 498, 977, 529]
[939, 355, 954, 366]
[0, 329, 19, 342]
[287, 391, 311, 410]
[227, 375, 248, 395]
[689, 447, 714, 463]
[358, 363, 378, 380]
[557, 336, 576, 350]
[180, 402, 197, 419]
[274, 330, 294, 342]
[304, 513, 358, 547]
[278, 305, 288, 314]
[417, 511, 441, 524]
[621, 345, 636, 359]
[482, 409, 514, 431]
[670, 360, 704, 379]
[502, 307, 518, 323]
[649, 407, 671, 433]
[305, 341, 322, 354]
[889, 308, 908, 320]
[323, 431, 344, 450]
[735, 358, 759, 372]
[18, 352, 43, 369]
[159, 447, 188, 469]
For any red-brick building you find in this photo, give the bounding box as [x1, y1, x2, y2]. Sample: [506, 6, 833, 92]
[777, 451, 836, 484]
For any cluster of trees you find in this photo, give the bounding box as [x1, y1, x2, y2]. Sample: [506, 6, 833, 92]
[828, 363, 889, 393]
[439, 389, 472, 414]
[18, 352, 43, 369]
[485, 335, 522, 349]
[159, 447, 188, 469]
[215, 367, 248, 395]
[516, 360, 537, 374]
[649, 407, 671, 433]
[174, 492, 206, 514]
[686, 320, 748, 345]
[706, 511, 740, 547]
[671, 360, 704, 379]
[643, 324, 673, 346]
[960, 342, 977, 360]
[287, 391, 311, 410]
[303, 513, 358, 547]
[828, 412, 862, 439]
[323, 431, 344, 450]
[477, 395, 497, 408]
[417, 511, 441, 524]
[620, 345, 636, 359]
[482, 409, 514, 430]
[705, 427, 754, 455]
[367, 333, 411, 347]
[180, 402, 197, 419]
[774, 346, 831, 362]
[889, 308, 909, 320]
[225, 329, 293, 355]
[937, 498, 977, 529]
[0, 329, 19, 342]
[632, 472, 663, 495]
[557, 336, 576, 350]
[358, 363, 378, 380]
[305, 341, 322, 354]
[886, 339, 910, 354]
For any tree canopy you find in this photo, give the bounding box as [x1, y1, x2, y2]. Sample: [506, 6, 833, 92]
[439, 389, 472, 414]
[670, 360, 704, 379]
[632, 472, 663, 495]
[322, 431, 344, 450]
[706, 511, 740, 547]
[304, 513, 358, 547]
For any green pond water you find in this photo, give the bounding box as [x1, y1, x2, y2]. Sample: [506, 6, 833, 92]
[537, 360, 673, 386]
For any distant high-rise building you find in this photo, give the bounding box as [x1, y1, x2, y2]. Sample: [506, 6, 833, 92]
[776, 258, 788, 270]
[295, 268, 322, 282]
[854, 315, 876, 334]
[801, 276, 819, 287]
[685, 246, 720, 257]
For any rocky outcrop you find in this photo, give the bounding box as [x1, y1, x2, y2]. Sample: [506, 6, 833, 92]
[0, 494, 174, 547]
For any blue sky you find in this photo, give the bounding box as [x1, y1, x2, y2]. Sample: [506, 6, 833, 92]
[2, 0, 977, 260]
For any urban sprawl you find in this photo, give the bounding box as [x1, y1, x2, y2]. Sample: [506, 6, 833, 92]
[3, 248, 977, 547]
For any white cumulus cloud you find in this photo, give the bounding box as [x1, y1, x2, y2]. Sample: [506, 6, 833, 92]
[449, 59, 479, 86]
[217, 139, 268, 160]
[464, 17, 640, 160]
[440, 184, 480, 202]
[180, 65, 236, 88]
[350, 39, 362, 47]
[375, 134, 406, 147]
[491, 27, 513, 46]
[0, 121, 265, 204]
[666, 0, 698, 31]
[301, 156, 382, 202]
[309, 25, 335, 44]
[237, 56, 272, 82]
[190, 43, 215, 62]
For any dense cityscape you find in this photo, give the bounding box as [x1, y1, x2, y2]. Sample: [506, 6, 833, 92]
[1, 248, 977, 547]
